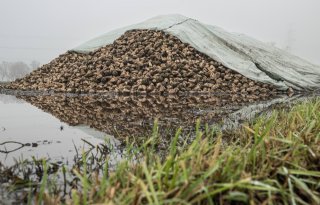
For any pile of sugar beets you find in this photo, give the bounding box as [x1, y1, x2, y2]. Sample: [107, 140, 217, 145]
[8, 29, 281, 97]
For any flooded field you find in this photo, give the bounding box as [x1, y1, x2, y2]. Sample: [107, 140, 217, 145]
[0, 90, 286, 166]
[1, 89, 308, 167]
[1, 89, 318, 204]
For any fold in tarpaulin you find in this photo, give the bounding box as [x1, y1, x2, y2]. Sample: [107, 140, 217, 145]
[72, 14, 320, 91]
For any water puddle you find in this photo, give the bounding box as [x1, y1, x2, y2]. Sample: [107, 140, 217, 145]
[0, 94, 120, 167]
[0, 90, 291, 167]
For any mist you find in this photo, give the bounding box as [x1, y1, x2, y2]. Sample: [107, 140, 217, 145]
[0, 0, 319, 64]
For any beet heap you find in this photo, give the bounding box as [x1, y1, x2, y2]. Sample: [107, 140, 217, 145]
[8, 29, 278, 96]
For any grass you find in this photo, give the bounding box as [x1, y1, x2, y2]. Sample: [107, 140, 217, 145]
[4, 98, 320, 204]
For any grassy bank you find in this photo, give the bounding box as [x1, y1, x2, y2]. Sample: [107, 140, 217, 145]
[7, 98, 320, 204]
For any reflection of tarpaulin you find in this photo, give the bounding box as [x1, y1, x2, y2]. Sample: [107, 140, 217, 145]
[73, 14, 320, 91]
[221, 95, 313, 130]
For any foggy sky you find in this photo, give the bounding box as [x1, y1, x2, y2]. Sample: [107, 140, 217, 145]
[0, 0, 319, 65]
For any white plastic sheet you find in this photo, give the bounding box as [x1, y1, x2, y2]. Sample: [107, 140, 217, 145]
[72, 14, 320, 91]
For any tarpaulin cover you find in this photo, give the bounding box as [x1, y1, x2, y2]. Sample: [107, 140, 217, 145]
[72, 14, 320, 91]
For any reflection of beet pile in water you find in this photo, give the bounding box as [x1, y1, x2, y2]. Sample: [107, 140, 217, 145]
[9, 30, 279, 96]
[19, 94, 276, 138]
